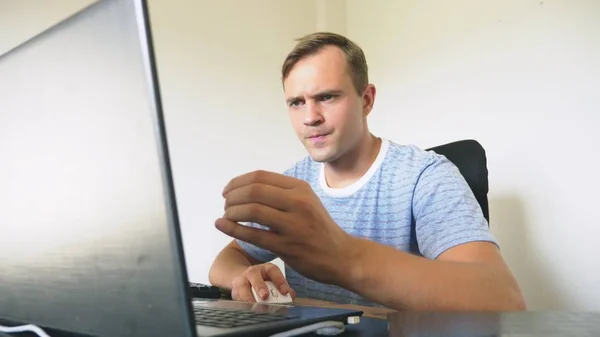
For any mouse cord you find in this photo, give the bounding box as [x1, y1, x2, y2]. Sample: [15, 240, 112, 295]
[0, 324, 51, 337]
[268, 321, 345, 337]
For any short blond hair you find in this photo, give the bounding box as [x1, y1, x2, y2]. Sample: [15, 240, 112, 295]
[281, 32, 368, 95]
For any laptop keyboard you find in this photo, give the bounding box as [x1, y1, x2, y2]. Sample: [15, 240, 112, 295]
[193, 306, 297, 329]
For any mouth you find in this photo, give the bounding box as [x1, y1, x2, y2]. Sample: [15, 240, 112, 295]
[306, 133, 331, 142]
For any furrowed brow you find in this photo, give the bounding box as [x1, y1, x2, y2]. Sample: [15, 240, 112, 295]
[286, 90, 344, 105]
[286, 96, 302, 105]
[313, 90, 343, 98]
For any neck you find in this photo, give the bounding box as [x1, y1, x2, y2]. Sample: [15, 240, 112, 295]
[323, 133, 382, 189]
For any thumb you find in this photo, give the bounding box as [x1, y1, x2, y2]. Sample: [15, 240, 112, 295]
[262, 263, 291, 295]
[288, 287, 297, 299]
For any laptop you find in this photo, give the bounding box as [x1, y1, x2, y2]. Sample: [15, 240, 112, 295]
[0, 0, 362, 336]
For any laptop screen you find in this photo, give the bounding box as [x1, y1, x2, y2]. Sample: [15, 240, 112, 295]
[0, 1, 194, 336]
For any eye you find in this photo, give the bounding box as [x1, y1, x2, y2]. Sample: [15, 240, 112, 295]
[319, 94, 335, 102]
[289, 99, 304, 108]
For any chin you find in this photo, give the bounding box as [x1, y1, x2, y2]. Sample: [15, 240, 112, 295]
[309, 154, 328, 163]
[306, 148, 338, 163]
[301, 139, 339, 163]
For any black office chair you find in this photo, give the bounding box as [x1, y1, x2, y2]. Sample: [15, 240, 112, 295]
[426, 139, 490, 224]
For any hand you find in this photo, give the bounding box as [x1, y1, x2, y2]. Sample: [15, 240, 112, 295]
[215, 170, 357, 286]
[231, 262, 296, 302]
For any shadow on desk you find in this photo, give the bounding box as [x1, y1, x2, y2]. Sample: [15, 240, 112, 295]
[293, 298, 395, 320]
[293, 298, 391, 336]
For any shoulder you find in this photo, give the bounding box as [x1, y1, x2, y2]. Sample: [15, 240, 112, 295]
[381, 139, 453, 179]
[377, 140, 468, 212]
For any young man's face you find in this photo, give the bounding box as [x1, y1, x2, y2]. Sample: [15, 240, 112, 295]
[283, 46, 372, 163]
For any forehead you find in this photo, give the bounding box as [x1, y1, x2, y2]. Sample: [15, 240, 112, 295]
[283, 46, 353, 95]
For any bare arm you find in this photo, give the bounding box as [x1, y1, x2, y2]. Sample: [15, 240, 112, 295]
[208, 240, 296, 302]
[340, 239, 526, 311]
[208, 240, 262, 290]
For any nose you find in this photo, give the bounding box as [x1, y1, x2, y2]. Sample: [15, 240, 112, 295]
[303, 100, 324, 126]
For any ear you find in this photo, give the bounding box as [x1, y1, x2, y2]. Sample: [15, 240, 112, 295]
[362, 84, 376, 117]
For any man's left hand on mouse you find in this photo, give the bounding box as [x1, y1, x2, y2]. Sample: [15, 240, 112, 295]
[215, 170, 358, 286]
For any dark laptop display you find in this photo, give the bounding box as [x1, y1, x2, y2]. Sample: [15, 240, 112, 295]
[0, 1, 361, 336]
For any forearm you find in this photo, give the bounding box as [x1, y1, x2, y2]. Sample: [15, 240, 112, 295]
[208, 241, 255, 290]
[340, 237, 525, 311]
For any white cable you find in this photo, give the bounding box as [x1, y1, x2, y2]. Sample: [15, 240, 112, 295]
[269, 321, 345, 337]
[0, 324, 51, 337]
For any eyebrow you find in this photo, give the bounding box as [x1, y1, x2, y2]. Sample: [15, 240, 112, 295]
[286, 90, 344, 105]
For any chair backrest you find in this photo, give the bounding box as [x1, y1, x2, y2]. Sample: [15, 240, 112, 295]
[426, 139, 490, 224]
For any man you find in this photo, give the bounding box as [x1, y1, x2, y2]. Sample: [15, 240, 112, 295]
[208, 32, 525, 311]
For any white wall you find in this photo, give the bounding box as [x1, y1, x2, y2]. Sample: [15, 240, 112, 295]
[3, 0, 599, 311]
[346, 0, 600, 310]
[146, 0, 316, 282]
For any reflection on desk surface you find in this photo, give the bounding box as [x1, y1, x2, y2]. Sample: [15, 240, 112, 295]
[293, 297, 395, 320]
[386, 311, 600, 336]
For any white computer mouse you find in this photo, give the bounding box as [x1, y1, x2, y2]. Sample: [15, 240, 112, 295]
[251, 281, 293, 304]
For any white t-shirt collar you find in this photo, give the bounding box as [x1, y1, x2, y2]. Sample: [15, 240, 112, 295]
[319, 138, 390, 197]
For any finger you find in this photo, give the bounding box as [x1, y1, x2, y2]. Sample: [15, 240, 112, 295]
[223, 170, 298, 196]
[230, 277, 240, 300]
[246, 268, 270, 301]
[222, 203, 289, 233]
[262, 263, 291, 296]
[224, 183, 291, 212]
[232, 277, 255, 302]
[215, 218, 281, 250]
[236, 283, 256, 302]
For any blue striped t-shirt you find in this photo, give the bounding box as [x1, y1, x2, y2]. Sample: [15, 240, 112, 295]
[237, 138, 497, 306]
